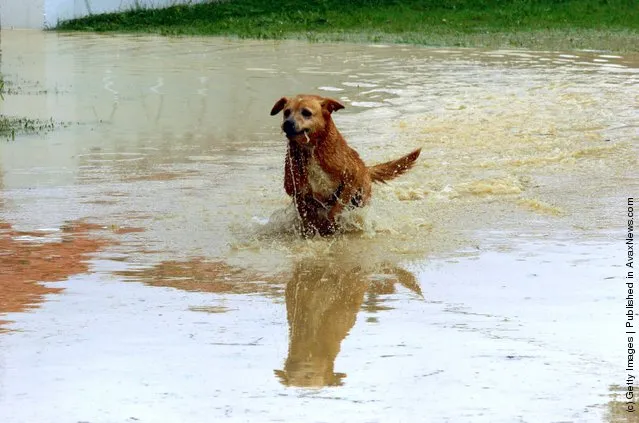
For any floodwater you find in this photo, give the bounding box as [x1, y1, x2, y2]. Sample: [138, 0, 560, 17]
[0, 30, 637, 422]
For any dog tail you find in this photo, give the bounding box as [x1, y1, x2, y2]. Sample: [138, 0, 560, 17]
[368, 148, 421, 183]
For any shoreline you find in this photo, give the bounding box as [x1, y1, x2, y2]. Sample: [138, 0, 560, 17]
[53, 0, 639, 53]
[51, 28, 639, 53]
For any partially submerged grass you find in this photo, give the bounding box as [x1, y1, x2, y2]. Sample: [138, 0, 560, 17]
[0, 75, 59, 141]
[0, 117, 56, 141]
[56, 0, 639, 51]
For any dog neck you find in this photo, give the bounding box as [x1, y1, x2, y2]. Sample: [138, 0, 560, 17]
[290, 116, 341, 149]
[318, 116, 341, 145]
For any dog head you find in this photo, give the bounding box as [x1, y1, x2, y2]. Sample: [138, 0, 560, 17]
[270, 94, 344, 146]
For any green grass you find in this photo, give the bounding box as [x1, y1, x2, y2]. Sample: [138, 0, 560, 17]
[56, 0, 639, 51]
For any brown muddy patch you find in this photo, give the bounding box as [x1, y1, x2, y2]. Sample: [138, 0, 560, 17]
[0, 220, 111, 331]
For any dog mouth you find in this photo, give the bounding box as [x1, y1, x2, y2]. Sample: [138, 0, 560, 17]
[284, 127, 311, 141]
[282, 119, 311, 139]
[284, 128, 303, 136]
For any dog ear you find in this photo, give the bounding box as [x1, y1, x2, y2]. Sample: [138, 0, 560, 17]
[270, 97, 288, 115]
[321, 98, 345, 114]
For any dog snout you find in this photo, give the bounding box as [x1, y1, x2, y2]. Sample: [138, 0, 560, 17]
[282, 119, 297, 136]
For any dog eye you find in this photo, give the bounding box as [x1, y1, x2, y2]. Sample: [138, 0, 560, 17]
[284, 109, 291, 118]
[301, 109, 312, 118]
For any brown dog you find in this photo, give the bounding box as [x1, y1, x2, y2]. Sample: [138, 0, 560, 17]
[271, 94, 421, 236]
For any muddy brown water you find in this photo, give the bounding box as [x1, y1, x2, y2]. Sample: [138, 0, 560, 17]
[0, 30, 637, 422]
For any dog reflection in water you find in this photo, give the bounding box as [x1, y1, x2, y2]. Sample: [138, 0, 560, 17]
[274, 259, 422, 387]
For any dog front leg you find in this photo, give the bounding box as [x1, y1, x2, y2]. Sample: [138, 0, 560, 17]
[284, 141, 309, 197]
[294, 194, 336, 237]
[284, 148, 300, 197]
[328, 182, 357, 222]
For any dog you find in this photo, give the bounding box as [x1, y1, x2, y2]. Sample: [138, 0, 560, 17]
[271, 94, 421, 236]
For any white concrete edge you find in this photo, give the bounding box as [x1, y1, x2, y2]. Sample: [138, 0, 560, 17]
[1, 0, 208, 30]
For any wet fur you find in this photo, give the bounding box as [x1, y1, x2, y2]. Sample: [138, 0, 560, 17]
[271, 94, 421, 237]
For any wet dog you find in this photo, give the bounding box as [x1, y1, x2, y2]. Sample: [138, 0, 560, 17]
[271, 94, 421, 236]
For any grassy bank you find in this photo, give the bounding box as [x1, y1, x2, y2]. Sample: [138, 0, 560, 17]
[56, 0, 639, 51]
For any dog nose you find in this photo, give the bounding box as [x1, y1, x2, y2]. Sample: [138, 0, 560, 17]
[282, 119, 296, 135]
